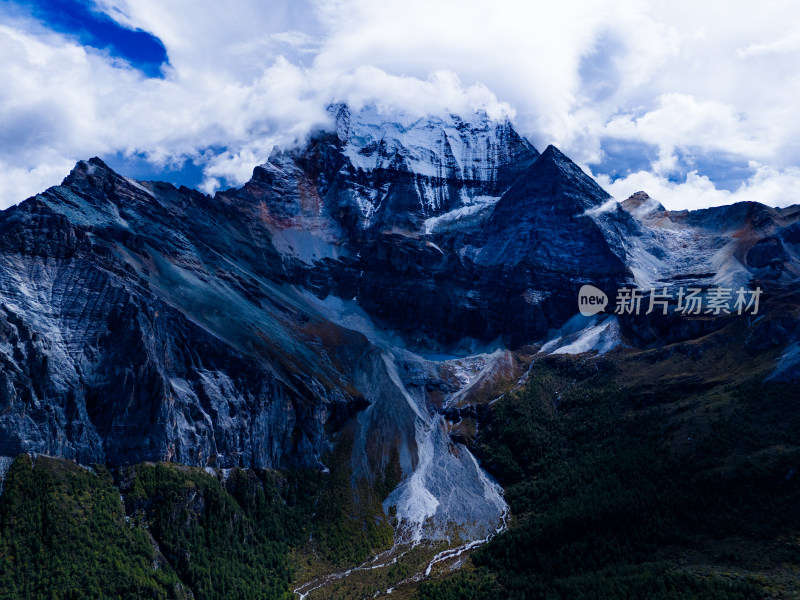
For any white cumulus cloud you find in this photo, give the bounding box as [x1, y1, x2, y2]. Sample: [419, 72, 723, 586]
[0, 0, 798, 211]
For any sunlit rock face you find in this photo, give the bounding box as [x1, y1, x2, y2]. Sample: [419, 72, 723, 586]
[2, 105, 799, 545]
[0, 158, 361, 468]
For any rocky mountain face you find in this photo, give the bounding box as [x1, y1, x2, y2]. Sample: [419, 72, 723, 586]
[235, 105, 638, 347]
[615, 190, 800, 347]
[0, 160, 366, 469]
[621, 190, 800, 285]
[1, 104, 799, 548]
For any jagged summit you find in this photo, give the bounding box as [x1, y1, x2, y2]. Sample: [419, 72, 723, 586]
[75, 156, 110, 171]
[621, 191, 665, 216]
[330, 103, 539, 183]
[61, 156, 117, 187]
[490, 144, 611, 217]
[241, 103, 541, 235]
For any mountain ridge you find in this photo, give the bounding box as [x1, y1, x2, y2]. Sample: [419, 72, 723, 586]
[1, 106, 799, 583]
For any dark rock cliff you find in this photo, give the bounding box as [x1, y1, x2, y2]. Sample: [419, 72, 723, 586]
[1, 105, 798, 477]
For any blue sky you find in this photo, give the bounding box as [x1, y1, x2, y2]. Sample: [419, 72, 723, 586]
[0, 0, 799, 209]
[0, 0, 204, 187]
[10, 0, 166, 76]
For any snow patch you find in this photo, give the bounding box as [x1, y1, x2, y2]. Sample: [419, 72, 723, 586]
[124, 177, 155, 198]
[423, 195, 500, 234]
[768, 342, 800, 381]
[339, 106, 514, 183]
[541, 316, 621, 355]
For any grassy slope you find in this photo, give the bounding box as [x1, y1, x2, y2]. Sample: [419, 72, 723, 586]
[0, 432, 396, 600]
[420, 322, 800, 599]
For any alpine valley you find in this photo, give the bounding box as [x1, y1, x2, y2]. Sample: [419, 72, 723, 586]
[1, 104, 799, 600]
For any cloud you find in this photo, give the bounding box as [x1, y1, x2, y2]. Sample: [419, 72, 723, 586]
[597, 162, 800, 211]
[0, 12, 331, 200]
[0, 0, 798, 211]
[327, 68, 513, 121]
[0, 158, 77, 207]
[602, 93, 766, 175]
[739, 29, 800, 58]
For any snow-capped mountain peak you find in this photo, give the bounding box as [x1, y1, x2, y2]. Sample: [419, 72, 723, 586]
[332, 102, 538, 183]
